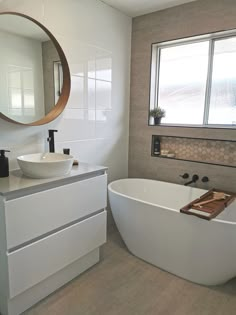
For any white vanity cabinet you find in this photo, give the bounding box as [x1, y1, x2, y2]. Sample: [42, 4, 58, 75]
[0, 164, 107, 315]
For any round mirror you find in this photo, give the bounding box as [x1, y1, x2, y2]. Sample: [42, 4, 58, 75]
[0, 12, 70, 126]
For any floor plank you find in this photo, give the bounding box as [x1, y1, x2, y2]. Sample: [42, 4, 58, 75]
[24, 227, 236, 315]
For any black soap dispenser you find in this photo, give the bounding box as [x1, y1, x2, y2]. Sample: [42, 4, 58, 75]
[0, 150, 10, 177]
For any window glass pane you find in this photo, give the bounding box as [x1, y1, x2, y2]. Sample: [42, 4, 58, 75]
[96, 57, 112, 81]
[208, 37, 236, 125]
[54, 62, 63, 103]
[96, 80, 112, 110]
[23, 69, 34, 89]
[88, 78, 95, 109]
[157, 41, 209, 124]
[9, 88, 22, 108]
[9, 71, 21, 88]
[88, 60, 95, 79]
[24, 90, 35, 109]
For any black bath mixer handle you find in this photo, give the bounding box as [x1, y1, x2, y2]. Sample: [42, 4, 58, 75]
[179, 173, 189, 179]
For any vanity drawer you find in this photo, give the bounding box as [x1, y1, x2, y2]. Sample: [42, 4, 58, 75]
[5, 174, 107, 249]
[7, 211, 106, 298]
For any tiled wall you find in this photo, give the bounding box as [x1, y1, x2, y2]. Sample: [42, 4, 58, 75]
[159, 136, 236, 167]
[129, 0, 236, 192]
[0, 0, 131, 185]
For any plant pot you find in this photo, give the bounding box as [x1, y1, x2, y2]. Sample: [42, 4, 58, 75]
[154, 117, 162, 125]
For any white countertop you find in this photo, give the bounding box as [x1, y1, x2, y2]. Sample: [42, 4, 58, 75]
[0, 163, 107, 199]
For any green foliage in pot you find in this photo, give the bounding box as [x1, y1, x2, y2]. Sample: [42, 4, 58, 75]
[149, 107, 166, 118]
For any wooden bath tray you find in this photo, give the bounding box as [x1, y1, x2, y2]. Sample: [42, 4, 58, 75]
[180, 189, 236, 220]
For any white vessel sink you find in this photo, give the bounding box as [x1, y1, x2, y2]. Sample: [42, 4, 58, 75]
[17, 153, 74, 179]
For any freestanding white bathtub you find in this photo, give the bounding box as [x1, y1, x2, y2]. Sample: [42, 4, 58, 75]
[108, 178, 236, 286]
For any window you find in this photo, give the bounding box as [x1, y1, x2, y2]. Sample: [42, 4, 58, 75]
[8, 65, 35, 116]
[54, 61, 63, 104]
[149, 30, 236, 127]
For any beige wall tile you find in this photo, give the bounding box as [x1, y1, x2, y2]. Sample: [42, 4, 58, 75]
[129, 0, 236, 192]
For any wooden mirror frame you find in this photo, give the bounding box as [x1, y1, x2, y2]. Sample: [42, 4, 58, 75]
[0, 12, 71, 126]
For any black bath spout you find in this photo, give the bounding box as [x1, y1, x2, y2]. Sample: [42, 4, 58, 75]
[47, 129, 58, 153]
[184, 174, 199, 186]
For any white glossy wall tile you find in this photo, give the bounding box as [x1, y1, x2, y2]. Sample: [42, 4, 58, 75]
[95, 110, 113, 139]
[0, 0, 131, 181]
[43, 0, 130, 49]
[0, 0, 44, 21]
[67, 76, 86, 109]
[55, 136, 128, 182]
[55, 109, 96, 142]
[96, 81, 112, 110]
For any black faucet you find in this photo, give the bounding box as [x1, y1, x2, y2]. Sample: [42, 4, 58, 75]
[47, 129, 58, 152]
[184, 174, 199, 186]
[202, 176, 209, 183]
[179, 173, 189, 179]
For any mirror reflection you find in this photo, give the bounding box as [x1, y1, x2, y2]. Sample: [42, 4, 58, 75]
[0, 14, 62, 124]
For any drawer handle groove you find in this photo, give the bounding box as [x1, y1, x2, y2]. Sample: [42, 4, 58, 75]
[8, 209, 105, 253]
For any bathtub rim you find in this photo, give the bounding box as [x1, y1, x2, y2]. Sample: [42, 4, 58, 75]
[108, 178, 236, 225]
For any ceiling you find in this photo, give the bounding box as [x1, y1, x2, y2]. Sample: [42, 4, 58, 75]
[101, 0, 198, 17]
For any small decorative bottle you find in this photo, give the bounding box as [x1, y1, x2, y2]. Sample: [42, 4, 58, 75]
[153, 137, 160, 155]
[0, 150, 10, 177]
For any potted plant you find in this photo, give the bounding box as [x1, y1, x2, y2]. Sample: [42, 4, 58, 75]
[149, 107, 166, 125]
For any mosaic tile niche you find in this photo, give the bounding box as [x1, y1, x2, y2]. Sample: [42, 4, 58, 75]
[159, 136, 236, 167]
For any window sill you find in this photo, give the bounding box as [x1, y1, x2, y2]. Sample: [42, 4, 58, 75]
[149, 123, 236, 130]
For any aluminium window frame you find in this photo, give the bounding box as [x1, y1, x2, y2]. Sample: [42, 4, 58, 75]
[149, 29, 236, 128]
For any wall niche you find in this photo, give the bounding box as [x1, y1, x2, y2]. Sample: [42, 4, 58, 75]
[151, 135, 236, 168]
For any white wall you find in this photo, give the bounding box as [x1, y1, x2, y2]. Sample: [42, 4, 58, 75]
[0, 30, 45, 123]
[0, 0, 131, 182]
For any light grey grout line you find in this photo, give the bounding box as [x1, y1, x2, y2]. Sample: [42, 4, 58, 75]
[65, 108, 112, 111]
[71, 74, 112, 84]
[55, 137, 108, 144]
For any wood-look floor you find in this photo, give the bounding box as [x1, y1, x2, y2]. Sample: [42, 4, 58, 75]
[24, 226, 236, 315]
